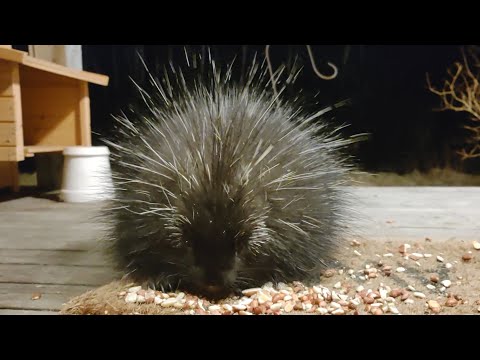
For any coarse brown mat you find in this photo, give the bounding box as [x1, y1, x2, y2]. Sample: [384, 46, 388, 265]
[60, 238, 480, 315]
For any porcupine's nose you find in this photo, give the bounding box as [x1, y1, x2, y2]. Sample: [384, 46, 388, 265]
[202, 269, 226, 293]
[205, 284, 223, 293]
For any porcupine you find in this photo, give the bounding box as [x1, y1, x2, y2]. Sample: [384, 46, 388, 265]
[102, 52, 357, 300]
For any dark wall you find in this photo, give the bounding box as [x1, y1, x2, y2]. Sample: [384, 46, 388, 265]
[81, 45, 479, 174]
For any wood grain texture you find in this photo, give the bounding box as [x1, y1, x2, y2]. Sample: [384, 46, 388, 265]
[0, 147, 17, 161]
[0, 60, 14, 96]
[0, 283, 94, 311]
[0, 47, 109, 86]
[0, 188, 479, 314]
[0, 309, 58, 315]
[0, 97, 14, 121]
[0, 122, 16, 145]
[78, 82, 91, 146]
[21, 73, 80, 146]
[0, 249, 107, 266]
[0, 264, 114, 286]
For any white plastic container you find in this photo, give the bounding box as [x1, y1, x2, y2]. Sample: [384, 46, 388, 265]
[60, 146, 114, 203]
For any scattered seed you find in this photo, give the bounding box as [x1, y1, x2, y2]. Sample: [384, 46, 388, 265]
[426, 284, 436, 290]
[428, 300, 441, 313]
[161, 298, 177, 308]
[257, 291, 272, 304]
[396, 267, 406, 273]
[413, 292, 426, 299]
[316, 307, 328, 315]
[389, 289, 402, 298]
[383, 253, 394, 257]
[270, 303, 282, 311]
[208, 305, 221, 312]
[445, 263, 453, 269]
[398, 244, 411, 254]
[233, 304, 247, 312]
[445, 297, 458, 307]
[441, 280, 452, 288]
[462, 253, 473, 262]
[379, 288, 388, 299]
[436, 256, 444, 262]
[31, 293, 42, 301]
[371, 308, 383, 315]
[363, 297, 374, 304]
[354, 250, 362, 256]
[473, 241, 480, 250]
[238, 311, 253, 315]
[284, 302, 294, 313]
[125, 293, 137, 303]
[242, 288, 261, 296]
[423, 253, 432, 258]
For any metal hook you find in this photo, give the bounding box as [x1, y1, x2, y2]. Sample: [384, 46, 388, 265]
[306, 45, 338, 80]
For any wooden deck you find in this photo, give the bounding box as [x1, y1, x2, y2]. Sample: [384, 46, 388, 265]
[0, 187, 479, 315]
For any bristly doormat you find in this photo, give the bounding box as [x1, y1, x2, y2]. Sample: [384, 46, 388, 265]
[60, 239, 480, 315]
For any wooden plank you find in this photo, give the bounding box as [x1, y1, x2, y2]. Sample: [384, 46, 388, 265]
[0, 48, 24, 63]
[0, 309, 58, 315]
[21, 82, 80, 146]
[0, 161, 16, 188]
[0, 60, 14, 96]
[0, 97, 14, 121]
[0, 249, 107, 266]
[0, 48, 109, 86]
[22, 57, 109, 86]
[24, 145, 65, 156]
[0, 264, 115, 286]
[11, 62, 24, 163]
[78, 82, 91, 146]
[0, 232, 98, 251]
[0, 292, 70, 311]
[20, 65, 78, 88]
[0, 147, 17, 161]
[0, 283, 94, 296]
[0, 122, 16, 145]
[0, 283, 94, 311]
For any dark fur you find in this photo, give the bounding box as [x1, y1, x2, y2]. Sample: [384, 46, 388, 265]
[101, 55, 356, 299]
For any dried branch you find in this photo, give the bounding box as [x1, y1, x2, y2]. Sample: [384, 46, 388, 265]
[427, 47, 480, 160]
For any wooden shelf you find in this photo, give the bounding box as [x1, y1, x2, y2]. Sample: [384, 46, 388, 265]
[24, 145, 65, 157]
[0, 48, 109, 86]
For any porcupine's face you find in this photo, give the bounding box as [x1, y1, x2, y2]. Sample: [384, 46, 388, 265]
[180, 195, 251, 299]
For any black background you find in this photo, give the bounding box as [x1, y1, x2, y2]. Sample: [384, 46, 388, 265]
[14, 44, 479, 174]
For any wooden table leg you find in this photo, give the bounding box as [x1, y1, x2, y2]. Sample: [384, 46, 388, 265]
[0, 161, 19, 192]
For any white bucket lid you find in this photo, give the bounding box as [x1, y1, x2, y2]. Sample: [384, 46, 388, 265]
[63, 146, 110, 156]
